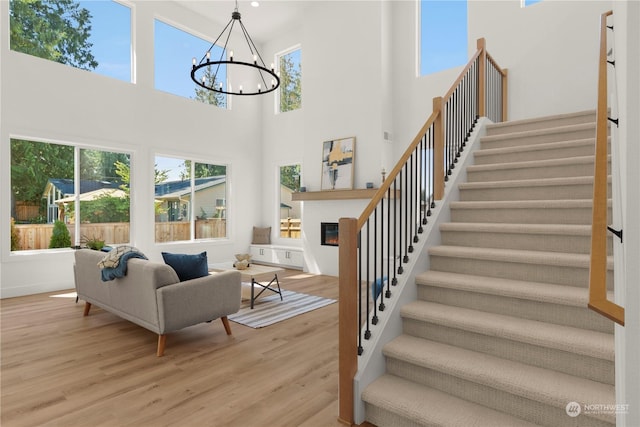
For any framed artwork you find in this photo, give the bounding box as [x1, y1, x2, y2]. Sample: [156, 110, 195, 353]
[321, 137, 355, 190]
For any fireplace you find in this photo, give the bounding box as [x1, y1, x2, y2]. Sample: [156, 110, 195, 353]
[321, 222, 339, 246]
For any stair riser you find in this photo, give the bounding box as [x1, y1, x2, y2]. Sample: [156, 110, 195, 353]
[481, 127, 596, 149]
[385, 358, 614, 427]
[402, 318, 614, 384]
[364, 404, 420, 427]
[474, 144, 594, 165]
[416, 285, 614, 334]
[485, 113, 596, 136]
[467, 161, 598, 182]
[440, 229, 611, 254]
[459, 182, 599, 201]
[429, 255, 614, 288]
[451, 205, 609, 225]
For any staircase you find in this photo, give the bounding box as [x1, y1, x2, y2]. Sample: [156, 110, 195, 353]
[362, 110, 616, 427]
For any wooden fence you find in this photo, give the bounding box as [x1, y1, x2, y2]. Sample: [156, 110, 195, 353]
[13, 219, 227, 251]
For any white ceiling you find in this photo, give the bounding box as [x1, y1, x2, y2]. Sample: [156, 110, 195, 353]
[176, 0, 305, 43]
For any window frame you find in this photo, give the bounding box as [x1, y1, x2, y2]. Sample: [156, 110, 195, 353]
[9, 134, 133, 253]
[274, 44, 302, 114]
[153, 154, 230, 245]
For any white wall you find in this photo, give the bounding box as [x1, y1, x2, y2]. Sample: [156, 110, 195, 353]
[261, 1, 389, 274]
[468, 0, 612, 121]
[0, 1, 263, 297]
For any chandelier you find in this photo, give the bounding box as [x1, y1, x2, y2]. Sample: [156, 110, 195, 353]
[190, 1, 280, 96]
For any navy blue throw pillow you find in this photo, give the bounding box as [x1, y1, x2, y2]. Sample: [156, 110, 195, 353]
[161, 251, 208, 282]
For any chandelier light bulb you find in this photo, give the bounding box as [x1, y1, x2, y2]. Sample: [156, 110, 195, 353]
[229, 50, 234, 61]
[192, 57, 196, 66]
[206, 51, 211, 61]
[258, 83, 262, 92]
[253, 54, 257, 64]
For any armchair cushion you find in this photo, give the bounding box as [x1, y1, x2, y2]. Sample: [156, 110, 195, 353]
[161, 251, 208, 282]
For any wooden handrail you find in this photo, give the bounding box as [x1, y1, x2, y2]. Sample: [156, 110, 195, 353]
[588, 10, 624, 326]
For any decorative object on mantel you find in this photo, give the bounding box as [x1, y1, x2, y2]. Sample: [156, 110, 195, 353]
[321, 137, 356, 191]
[190, 0, 279, 96]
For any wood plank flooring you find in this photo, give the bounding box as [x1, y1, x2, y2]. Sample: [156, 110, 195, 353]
[1, 270, 347, 427]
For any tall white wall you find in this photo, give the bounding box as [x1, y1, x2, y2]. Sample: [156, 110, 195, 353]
[261, 1, 388, 275]
[468, 0, 612, 121]
[0, 1, 263, 297]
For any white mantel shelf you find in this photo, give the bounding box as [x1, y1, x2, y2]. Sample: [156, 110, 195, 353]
[292, 188, 400, 201]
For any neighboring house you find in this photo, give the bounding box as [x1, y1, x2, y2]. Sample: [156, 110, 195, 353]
[42, 179, 121, 223]
[154, 176, 226, 222]
[279, 184, 300, 220]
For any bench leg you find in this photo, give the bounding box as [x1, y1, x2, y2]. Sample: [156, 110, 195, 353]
[157, 334, 166, 357]
[221, 316, 232, 335]
[83, 302, 92, 316]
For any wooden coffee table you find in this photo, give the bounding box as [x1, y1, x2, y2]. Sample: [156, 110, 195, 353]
[210, 262, 284, 309]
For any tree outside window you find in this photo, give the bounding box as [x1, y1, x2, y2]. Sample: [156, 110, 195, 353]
[278, 47, 302, 113]
[10, 0, 132, 82]
[10, 139, 131, 251]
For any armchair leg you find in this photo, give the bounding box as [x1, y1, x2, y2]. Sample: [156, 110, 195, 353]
[221, 316, 232, 335]
[83, 302, 92, 316]
[157, 334, 166, 357]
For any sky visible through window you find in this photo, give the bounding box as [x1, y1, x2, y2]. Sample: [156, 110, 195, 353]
[79, 0, 131, 82]
[154, 19, 226, 101]
[420, 0, 468, 76]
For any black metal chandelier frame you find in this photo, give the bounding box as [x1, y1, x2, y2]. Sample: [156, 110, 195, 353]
[190, 3, 280, 96]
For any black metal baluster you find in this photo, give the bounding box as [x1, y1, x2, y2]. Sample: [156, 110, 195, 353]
[379, 200, 387, 309]
[387, 186, 395, 290]
[393, 178, 399, 282]
[357, 230, 363, 355]
[372, 209, 378, 325]
[364, 220, 371, 339]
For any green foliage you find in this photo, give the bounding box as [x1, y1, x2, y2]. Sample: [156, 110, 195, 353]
[10, 217, 21, 251]
[49, 220, 71, 248]
[280, 164, 301, 191]
[9, 0, 98, 70]
[279, 52, 302, 112]
[194, 65, 226, 107]
[11, 139, 74, 205]
[179, 161, 226, 181]
[81, 150, 129, 182]
[81, 235, 104, 250]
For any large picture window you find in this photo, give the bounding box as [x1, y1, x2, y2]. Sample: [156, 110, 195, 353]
[10, 138, 131, 251]
[277, 46, 302, 113]
[154, 20, 227, 108]
[154, 156, 228, 243]
[419, 0, 467, 76]
[9, 0, 132, 82]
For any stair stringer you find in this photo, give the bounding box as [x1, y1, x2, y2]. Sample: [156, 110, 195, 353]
[352, 117, 490, 424]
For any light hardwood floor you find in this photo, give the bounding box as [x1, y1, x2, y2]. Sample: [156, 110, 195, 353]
[1, 270, 348, 427]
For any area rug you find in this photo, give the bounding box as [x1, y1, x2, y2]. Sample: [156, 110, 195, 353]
[228, 290, 336, 328]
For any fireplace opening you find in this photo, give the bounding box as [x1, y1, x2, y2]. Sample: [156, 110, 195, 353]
[321, 222, 339, 246]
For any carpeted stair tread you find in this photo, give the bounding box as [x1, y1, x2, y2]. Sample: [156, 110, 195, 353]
[415, 270, 616, 307]
[485, 110, 595, 136]
[467, 155, 597, 176]
[459, 175, 598, 191]
[475, 137, 596, 159]
[383, 336, 615, 424]
[439, 222, 592, 237]
[400, 300, 614, 361]
[481, 122, 595, 141]
[451, 198, 597, 209]
[362, 374, 542, 427]
[428, 245, 612, 270]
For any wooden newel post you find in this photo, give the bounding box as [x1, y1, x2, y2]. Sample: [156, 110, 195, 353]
[338, 217, 358, 425]
[433, 96, 445, 200]
[477, 37, 487, 118]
